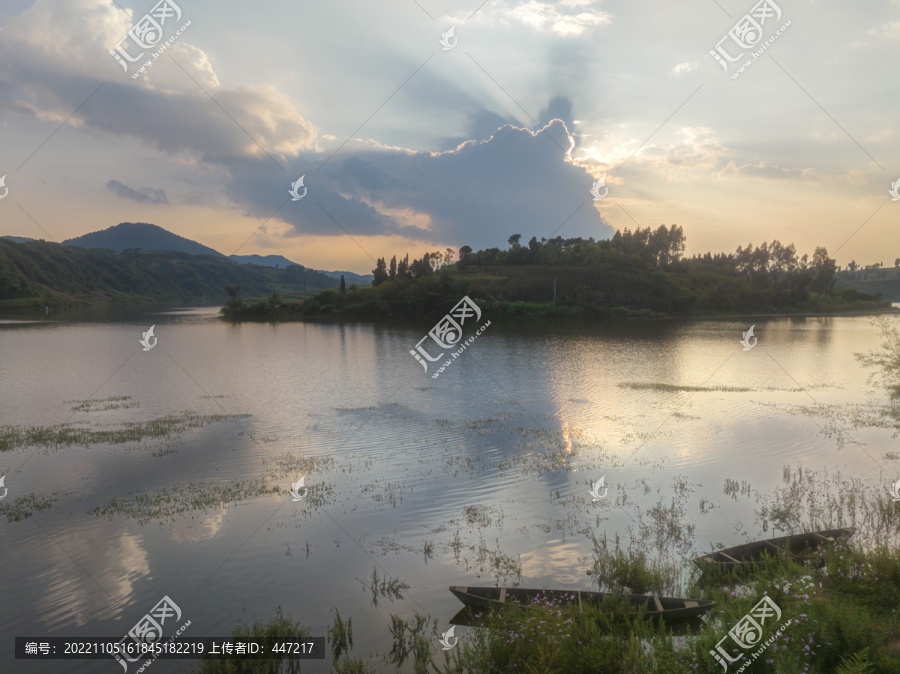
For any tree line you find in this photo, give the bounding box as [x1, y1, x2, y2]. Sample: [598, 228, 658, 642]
[372, 248, 456, 285]
[373, 225, 843, 296]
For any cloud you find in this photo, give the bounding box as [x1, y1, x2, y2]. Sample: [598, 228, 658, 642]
[716, 161, 868, 186]
[576, 127, 729, 180]
[105, 179, 169, 204]
[457, 0, 612, 36]
[670, 62, 696, 76]
[0, 0, 316, 166]
[868, 21, 900, 39]
[226, 120, 611, 250]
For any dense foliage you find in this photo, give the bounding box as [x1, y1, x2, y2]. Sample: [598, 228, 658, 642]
[225, 227, 889, 322]
[0, 238, 336, 309]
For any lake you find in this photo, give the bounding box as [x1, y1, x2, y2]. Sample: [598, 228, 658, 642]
[0, 307, 897, 673]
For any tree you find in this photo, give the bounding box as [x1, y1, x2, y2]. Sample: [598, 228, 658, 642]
[224, 286, 243, 312]
[372, 258, 389, 285]
[267, 292, 281, 314]
[895, 258, 899, 268]
[458, 246, 472, 261]
[340, 275, 345, 294]
[810, 247, 837, 296]
[508, 234, 522, 248]
[410, 253, 433, 278]
[389, 255, 397, 279]
[397, 254, 409, 278]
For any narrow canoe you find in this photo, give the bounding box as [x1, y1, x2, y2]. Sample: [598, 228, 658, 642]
[449, 586, 714, 620]
[692, 527, 855, 569]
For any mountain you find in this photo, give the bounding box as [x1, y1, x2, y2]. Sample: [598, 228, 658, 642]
[0, 238, 337, 309]
[59, 222, 373, 285]
[63, 222, 224, 257]
[230, 254, 302, 268]
[2, 236, 35, 243]
[321, 270, 374, 285]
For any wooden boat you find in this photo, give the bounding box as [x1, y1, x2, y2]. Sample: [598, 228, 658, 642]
[692, 527, 855, 570]
[449, 586, 714, 620]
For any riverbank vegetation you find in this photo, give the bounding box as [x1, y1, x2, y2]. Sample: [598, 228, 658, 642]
[198, 525, 900, 674]
[0, 237, 335, 311]
[222, 227, 892, 322]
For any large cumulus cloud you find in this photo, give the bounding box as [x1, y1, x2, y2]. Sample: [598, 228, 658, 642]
[226, 120, 612, 250]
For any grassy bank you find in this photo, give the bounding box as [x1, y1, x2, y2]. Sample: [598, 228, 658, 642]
[192, 526, 900, 674]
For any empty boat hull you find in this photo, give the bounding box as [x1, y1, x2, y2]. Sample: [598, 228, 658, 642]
[449, 586, 714, 620]
[693, 527, 855, 569]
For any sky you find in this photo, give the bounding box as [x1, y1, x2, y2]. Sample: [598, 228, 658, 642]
[0, 0, 898, 274]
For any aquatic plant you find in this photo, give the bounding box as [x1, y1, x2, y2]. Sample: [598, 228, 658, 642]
[190, 606, 310, 673]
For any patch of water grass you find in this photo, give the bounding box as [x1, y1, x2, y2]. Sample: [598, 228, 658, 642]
[0, 411, 244, 452]
[66, 396, 138, 412]
[87, 478, 280, 525]
[356, 567, 410, 607]
[0, 491, 59, 522]
[190, 606, 311, 673]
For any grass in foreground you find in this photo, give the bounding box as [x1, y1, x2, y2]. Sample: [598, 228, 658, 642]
[205, 533, 900, 674]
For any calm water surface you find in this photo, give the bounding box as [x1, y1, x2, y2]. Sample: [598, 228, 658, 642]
[0, 307, 894, 672]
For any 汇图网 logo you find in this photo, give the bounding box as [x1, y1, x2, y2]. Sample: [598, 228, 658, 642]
[409, 296, 490, 378]
[109, 0, 191, 79]
[290, 476, 308, 501]
[709, 0, 790, 79]
[889, 478, 900, 502]
[590, 177, 608, 201]
[289, 176, 307, 201]
[140, 326, 157, 351]
[589, 476, 607, 501]
[438, 625, 458, 650]
[740, 325, 757, 351]
[889, 179, 900, 201]
[114, 595, 189, 672]
[439, 26, 458, 50]
[710, 594, 789, 671]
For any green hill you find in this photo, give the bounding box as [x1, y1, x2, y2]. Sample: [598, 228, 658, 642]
[62, 222, 224, 257]
[0, 238, 337, 310]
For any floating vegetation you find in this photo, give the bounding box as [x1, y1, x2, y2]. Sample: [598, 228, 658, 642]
[263, 452, 336, 483]
[87, 479, 280, 525]
[336, 402, 400, 412]
[356, 567, 410, 607]
[0, 492, 59, 522]
[359, 479, 410, 508]
[618, 382, 835, 393]
[0, 412, 245, 452]
[619, 382, 757, 393]
[462, 504, 504, 529]
[66, 396, 138, 413]
[723, 477, 753, 500]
